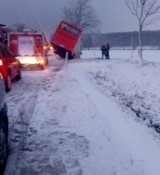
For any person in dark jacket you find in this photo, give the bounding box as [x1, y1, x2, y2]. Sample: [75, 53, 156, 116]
[101, 43, 110, 59]
[105, 43, 110, 59]
[101, 44, 107, 59]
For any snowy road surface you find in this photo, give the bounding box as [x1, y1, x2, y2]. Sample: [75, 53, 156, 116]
[3, 55, 160, 175]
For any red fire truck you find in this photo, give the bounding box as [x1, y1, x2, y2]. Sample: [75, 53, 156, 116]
[8, 31, 48, 69]
[51, 20, 83, 59]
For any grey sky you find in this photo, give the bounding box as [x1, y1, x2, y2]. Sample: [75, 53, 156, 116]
[0, 0, 160, 35]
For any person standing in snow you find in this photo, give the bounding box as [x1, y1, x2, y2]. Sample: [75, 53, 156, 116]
[101, 43, 110, 59]
[101, 44, 107, 59]
[105, 43, 110, 59]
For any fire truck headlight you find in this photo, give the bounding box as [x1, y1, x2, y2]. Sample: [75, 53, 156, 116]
[48, 45, 52, 50]
[40, 59, 44, 64]
[0, 60, 3, 66]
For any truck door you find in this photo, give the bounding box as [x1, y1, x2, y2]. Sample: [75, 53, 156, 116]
[1, 45, 16, 79]
[18, 36, 34, 56]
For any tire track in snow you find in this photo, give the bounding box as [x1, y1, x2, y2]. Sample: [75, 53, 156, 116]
[10, 66, 89, 175]
[4, 69, 51, 175]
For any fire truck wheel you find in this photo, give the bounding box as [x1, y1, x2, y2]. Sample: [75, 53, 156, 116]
[46, 57, 48, 65]
[40, 64, 46, 70]
[5, 75, 12, 92]
[16, 69, 21, 80]
[0, 122, 8, 174]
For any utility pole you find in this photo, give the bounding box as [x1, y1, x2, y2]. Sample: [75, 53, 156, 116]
[130, 33, 133, 59]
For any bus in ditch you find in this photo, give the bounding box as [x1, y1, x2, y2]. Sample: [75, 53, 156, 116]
[51, 20, 83, 59]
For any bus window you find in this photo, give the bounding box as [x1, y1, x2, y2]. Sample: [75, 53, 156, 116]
[61, 23, 79, 35]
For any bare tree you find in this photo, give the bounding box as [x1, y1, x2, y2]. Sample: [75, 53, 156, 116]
[125, 0, 160, 64]
[62, 0, 101, 32]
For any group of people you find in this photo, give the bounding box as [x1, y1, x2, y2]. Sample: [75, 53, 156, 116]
[101, 43, 110, 59]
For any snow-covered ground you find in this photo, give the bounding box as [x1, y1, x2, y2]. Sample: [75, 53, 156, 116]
[4, 50, 160, 175]
[82, 48, 160, 63]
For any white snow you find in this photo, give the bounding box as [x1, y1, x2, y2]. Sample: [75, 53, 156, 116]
[4, 50, 160, 175]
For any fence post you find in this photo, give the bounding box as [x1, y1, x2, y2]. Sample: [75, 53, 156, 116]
[65, 52, 69, 67]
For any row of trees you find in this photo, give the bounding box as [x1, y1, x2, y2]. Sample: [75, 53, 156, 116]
[82, 31, 160, 49]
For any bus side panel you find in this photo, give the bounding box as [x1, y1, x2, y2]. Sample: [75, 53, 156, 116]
[72, 36, 82, 58]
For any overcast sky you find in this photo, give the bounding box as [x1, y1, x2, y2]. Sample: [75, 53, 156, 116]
[0, 0, 160, 36]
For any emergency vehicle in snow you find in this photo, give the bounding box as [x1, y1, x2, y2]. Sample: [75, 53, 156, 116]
[8, 31, 48, 69]
[0, 42, 21, 92]
[51, 20, 83, 59]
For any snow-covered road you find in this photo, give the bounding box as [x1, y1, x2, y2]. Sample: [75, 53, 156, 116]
[4, 56, 160, 175]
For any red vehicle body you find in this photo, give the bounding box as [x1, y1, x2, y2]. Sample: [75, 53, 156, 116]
[8, 32, 48, 69]
[51, 20, 83, 59]
[0, 42, 21, 92]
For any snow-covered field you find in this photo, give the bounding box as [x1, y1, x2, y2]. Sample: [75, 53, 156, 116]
[82, 48, 160, 63]
[4, 50, 160, 175]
